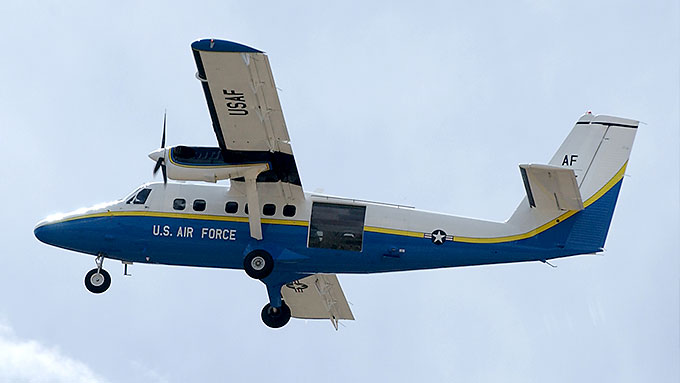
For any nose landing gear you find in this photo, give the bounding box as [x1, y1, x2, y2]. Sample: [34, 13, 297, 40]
[84, 254, 111, 294]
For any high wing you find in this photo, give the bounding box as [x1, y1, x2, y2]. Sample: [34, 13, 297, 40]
[280, 274, 355, 330]
[191, 39, 302, 200]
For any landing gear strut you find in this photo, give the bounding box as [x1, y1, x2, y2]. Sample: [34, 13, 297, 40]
[261, 301, 291, 328]
[84, 254, 111, 294]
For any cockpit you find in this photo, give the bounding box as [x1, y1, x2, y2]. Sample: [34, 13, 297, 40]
[125, 187, 152, 205]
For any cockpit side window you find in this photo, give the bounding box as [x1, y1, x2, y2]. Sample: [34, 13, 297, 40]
[133, 188, 152, 205]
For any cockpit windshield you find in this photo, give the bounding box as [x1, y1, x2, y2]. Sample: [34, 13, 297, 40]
[125, 188, 152, 205]
[133, 188, 152, 204]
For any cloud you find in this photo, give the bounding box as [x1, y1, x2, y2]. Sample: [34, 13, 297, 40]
[0, 322, 108, 383]
[130, 361, 170, 383]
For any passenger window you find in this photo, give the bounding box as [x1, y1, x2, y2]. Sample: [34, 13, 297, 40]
[283, 205, 296, 217]
[263, 204, 276, 216]
[308, 202, 366, 252]
[173, 198, 186, 211]
[225, 201, 238, 214]
[244, 204, 248, 214]
[133, 188, 151, 205]
[193, 199, 206, 212]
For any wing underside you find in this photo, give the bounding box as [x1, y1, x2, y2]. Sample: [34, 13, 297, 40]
[281, 274, 354, 330]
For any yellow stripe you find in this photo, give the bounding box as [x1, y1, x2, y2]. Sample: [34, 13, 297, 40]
[262, 218, 308, 227]
[57, 211, 308, 227]
[364, 226, 423, 238]
[453, 162, 628, 244]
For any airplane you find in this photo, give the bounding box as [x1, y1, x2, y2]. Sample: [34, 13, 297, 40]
[34, 38, 638, 329]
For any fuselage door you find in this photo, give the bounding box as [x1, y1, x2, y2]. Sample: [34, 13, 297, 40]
[308, 202, 366, 252]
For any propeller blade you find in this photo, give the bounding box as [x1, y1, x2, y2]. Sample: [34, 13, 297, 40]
[152, 110, 168, 185]
[153, 157, 163, 175]
[161, 111, 166, 148]
[161, 160, 167, 185]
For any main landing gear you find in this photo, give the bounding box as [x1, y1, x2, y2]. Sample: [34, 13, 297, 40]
[261, 301, 291, 328]
[84, 254, 111, 294]
[243, 250, 274, 279]
[243, 249, 292, 328]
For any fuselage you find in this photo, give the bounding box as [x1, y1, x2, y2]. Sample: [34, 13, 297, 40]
[33, 179, 622, 275]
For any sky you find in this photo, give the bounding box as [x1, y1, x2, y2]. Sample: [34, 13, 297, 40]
[0, 0, 678, 382]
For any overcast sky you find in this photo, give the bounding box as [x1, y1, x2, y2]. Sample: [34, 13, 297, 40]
[0, 1, 678, 382]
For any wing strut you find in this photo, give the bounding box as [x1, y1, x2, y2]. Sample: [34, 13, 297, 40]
[244, 172, 263, 240]
[220, 163, 269, 240]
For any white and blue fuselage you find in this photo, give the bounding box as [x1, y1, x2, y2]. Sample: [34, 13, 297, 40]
[34, 171, 625, 275]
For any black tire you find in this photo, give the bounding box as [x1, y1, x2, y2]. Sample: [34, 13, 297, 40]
[243, 250, 274, 279]
[84, 268, 111, 294]
[261, 301, 291, 328]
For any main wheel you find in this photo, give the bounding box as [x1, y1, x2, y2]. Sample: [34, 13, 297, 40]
[243, 250, 274, 279]
[84, 268, 111, 294]
[261, 301, 291, 328]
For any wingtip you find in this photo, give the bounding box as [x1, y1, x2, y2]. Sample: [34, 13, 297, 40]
[191, 39, 262, 53]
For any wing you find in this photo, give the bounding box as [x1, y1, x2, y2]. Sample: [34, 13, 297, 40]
[281, 274, 355, 330]
[191, 39, 302, 197]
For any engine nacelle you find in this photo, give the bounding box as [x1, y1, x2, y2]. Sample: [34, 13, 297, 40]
[149, 146, 270, 183]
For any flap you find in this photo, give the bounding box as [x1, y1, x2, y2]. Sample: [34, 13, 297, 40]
[281, 274, 354, 329]
[520, 164, 584, 211]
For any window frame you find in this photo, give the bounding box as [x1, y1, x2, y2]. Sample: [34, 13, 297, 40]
[192, 199, 207, 212]
[225, 201, 238, 214]
[262, 203, 276, 216]
[173, 198, 186, 211]
[283, 205, 296, 217]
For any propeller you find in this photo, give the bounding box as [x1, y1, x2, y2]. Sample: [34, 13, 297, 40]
[152, 111, 168, 185]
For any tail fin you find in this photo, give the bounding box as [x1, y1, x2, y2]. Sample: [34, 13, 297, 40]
[508, 113, 638, 254]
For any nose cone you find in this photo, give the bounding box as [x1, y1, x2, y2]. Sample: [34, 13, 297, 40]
[148, 148, 165, 162]
[34, 216, 105, 254]
[34, 202, 116, 252]
[34, 220, 68, 248]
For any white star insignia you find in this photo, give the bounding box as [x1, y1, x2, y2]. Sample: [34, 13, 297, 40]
[432, 230, 446, 245]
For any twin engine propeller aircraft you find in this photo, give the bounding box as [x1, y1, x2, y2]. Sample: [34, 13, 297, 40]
[34, 39, 638, 329]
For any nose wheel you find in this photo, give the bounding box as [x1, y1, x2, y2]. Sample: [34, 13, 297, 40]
[85, 268, 111, 294]
[84, 254, 111, 294]
[261, 301, 291, 328]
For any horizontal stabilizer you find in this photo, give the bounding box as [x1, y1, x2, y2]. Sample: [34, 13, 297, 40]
[281, 274, 354, 330]
[519, 164, 584, 211]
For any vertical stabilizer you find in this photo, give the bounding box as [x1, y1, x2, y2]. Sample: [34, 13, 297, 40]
[508, 114, 638, 253]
